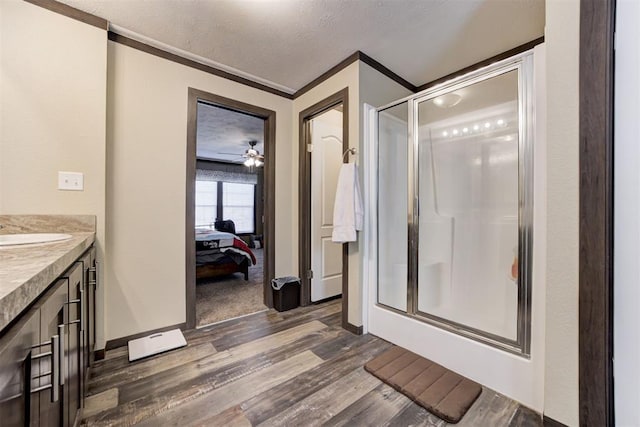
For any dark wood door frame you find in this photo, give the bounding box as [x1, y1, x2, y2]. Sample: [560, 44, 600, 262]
[579, 0, 615, 425]
[186, 88, 276, 329]
[299, 88, 353, 332]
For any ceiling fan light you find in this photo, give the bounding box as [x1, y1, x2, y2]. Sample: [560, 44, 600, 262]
[244, 158, 255, 167]
[255, 159, 263, 167]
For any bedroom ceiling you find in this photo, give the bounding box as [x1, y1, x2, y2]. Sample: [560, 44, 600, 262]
[196, 103, 264, 163]
[58, 0, 545, 94]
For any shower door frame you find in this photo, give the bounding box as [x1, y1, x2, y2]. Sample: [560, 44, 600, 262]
[376, 52, 535, 356]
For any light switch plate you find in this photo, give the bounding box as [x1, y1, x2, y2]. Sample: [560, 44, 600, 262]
[58, 171, 84, 191]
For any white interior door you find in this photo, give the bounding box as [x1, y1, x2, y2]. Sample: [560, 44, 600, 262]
[311, 108, 343, 302]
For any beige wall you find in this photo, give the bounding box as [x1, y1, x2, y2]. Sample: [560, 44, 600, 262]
[292, 62, 359, 324]
[544, 1, 580, 425]
[292, 62, 411, 327]
[357, 62, 413, 325]
[106, 41, 293, 341]
[2, 10, 583, 419]
[0, 0, 108, 348]
[0, 0, 416, 342]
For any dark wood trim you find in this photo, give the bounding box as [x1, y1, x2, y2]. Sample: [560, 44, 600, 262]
[24, 0, 108, 29]
[543, 415, 568, 427]
[298, 88, 350, 331]
[93, 349, 105, 361]
[105, 323, 187, 351]
[293, 51, 416, 98]
[106, 32, 544, 104]
[414, 37, 545, 93]
[342, 241, 349, 331]
[263, 105, 277, 309]
[186, 90, 198, 329]
[293, 53, 360, 99]
[358, 51, 417, 93]
[27, 0, 544, 106]
[186, 88, 277, 329]
[108, 32, 294, 100]
[579, 0, 615, 426]
[344, 322, 363, 336]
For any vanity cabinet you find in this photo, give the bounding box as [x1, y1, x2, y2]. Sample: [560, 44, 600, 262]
[0, 246, 97, 427]
[77, 248, 96, 397]
[37, 277, 68, 427]
[0, 306, 40, 426]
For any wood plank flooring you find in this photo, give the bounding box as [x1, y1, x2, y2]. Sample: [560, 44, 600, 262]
[82, 299, 542, 426]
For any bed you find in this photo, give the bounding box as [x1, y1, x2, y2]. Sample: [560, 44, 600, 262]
[195, 228, 257, 280]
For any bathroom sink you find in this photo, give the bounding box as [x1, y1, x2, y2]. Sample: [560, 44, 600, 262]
[0, 233, 72, 247]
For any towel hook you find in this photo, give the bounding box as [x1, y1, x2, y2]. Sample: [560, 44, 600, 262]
[342, 147, 357, 161]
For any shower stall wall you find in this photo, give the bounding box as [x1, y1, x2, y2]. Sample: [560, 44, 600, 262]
[376, 53, 534, 355]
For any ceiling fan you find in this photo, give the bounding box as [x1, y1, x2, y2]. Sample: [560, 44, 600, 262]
[242, 140, 264, 167]
[216, 140, 264, 167]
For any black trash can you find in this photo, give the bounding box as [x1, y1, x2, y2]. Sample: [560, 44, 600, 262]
[272, 276, 301, 312]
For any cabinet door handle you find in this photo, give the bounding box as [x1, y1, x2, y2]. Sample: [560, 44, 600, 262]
[89, 264, 98, 288]
[95, 261, 100, 289]
[88, 269, 95, 285]
[79, 287, 85, 332]
[32, 334, 60, 402]
[52, 334, 59, 402]
[58, 324, 65, 386]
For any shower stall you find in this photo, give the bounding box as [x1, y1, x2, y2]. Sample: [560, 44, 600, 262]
[376, 52, 534, 355]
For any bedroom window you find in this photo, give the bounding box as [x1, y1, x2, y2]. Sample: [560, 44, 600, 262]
[195, 169, 257, 234]
[222, 182, 255, 234]
[195, 180, 218, 227]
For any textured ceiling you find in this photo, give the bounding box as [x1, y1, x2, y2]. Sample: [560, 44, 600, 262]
[59, 0, 544, 93]
[196, 103, 264, 163]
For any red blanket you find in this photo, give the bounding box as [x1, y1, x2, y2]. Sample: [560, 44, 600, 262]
[223, 237, 257, 265]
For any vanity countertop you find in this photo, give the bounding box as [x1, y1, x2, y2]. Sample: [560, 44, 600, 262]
[0, 215, 96, 333]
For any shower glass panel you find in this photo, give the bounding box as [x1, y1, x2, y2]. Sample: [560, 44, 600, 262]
[375, 53, 533, 355]
[416, 70, 520, 342]
[377, 102, 409, 311]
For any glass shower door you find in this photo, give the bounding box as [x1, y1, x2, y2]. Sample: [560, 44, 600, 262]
[415, 68, 527, 346]
[377, 102, 409, 311]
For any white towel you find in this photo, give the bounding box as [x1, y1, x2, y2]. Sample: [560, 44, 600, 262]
[332, 163, 363, 243]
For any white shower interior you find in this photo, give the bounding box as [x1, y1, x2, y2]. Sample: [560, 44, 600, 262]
[368, 47, 544, 411]
[417, 70, 520, 341]
[377, 67, 526, 344]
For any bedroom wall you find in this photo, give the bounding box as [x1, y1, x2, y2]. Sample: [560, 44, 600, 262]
[0, 0, 108, 349]
[106, 41, 293, 342]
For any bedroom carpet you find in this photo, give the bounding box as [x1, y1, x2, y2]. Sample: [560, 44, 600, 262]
[196, 248, 267, 327]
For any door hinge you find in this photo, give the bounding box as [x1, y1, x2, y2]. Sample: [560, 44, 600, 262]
[307, 269, 313, 279]
[307, 143, 314, 153]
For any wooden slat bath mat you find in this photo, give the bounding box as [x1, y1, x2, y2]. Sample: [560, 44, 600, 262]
[364, 346, 482, 423]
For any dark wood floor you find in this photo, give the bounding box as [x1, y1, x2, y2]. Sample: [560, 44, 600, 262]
[82, 299, 541, 426]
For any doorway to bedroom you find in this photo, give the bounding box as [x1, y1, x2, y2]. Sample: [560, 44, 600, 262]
[186, 88, 276, 329]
